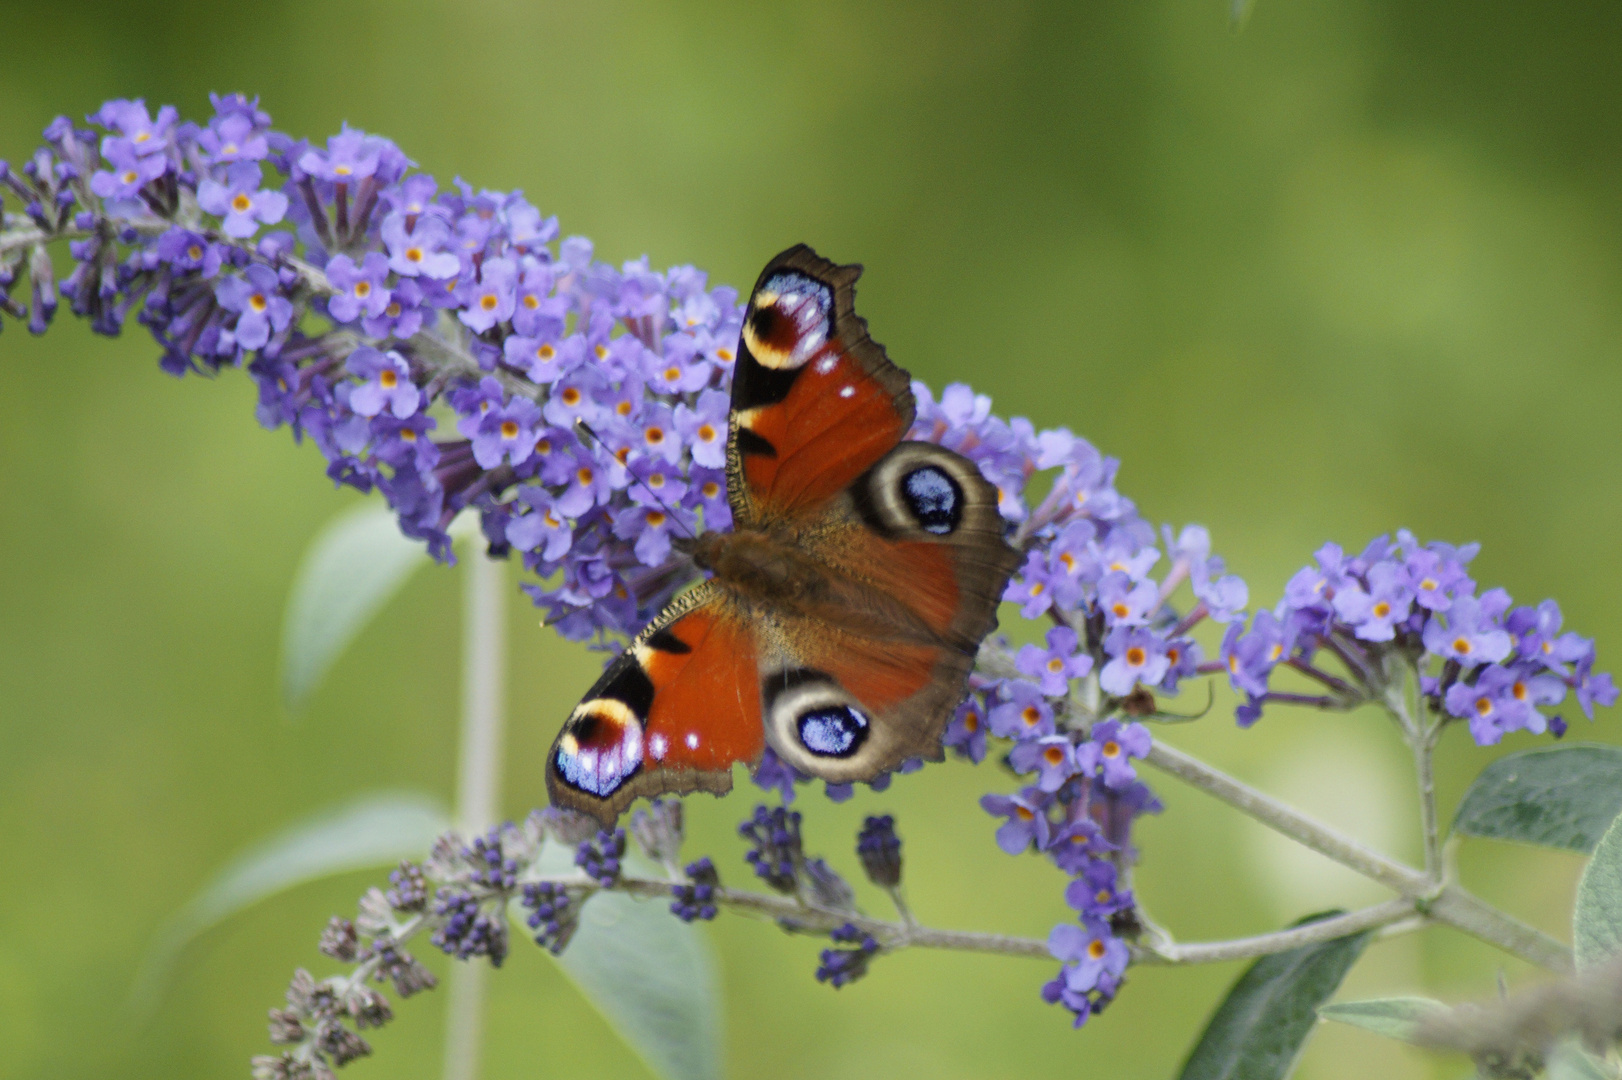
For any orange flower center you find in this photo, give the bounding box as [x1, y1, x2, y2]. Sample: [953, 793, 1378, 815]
[1087, 940, 1106, 960]
[1101, 740, 1121, 759]
[354, 281, 371, 298]
[1125, 647, 1146, 666]
[1372, 601, 1390, 618]
[500, 420, 519, 439]
[536, 343, 555, 360]
[480, 293, 498, 311]
[405, 247, 423, 264]
[379, 369, 398, 389]
[561, 388, 581, 406]
[1021, 706, 1041, 727]
[248, 293, 268, 312]
[645, 426, 665, 444]
[231, 193, 252, 213]
[1474, 697, 1493, 716]
[1454, 638, 1472, 655]
[1043, 746, 1065, 766]
[698, 424, 716, 442]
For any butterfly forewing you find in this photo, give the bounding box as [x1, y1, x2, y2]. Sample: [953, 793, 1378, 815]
[727, 245, 915, 525]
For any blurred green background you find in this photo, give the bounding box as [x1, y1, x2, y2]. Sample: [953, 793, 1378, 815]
[3, 1, 1621, 1077]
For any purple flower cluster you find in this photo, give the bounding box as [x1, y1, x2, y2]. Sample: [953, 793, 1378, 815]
[1, 96, 748, 645]
[1220, 531, 1617, 743]
[815, 923, 881, 989]
[574, 828, 626, 887]
[855, 815, 902, 889]
[901, 392, 1243, 1026]
[740, 805, 803, 895]
[520, 881, 576, 954]
[669, 857, 720, 923]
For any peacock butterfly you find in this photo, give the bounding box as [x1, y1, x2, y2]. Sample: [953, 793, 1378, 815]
[546, 245, 1021, 824]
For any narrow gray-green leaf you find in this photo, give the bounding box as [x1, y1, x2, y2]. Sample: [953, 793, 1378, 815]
[1574, 810, 1622, 969]
[1178, 912, 1373, 1080]
[280, 502, 432, 709]
[1453, 744, 1622, 853]
[1547, 1039, 1618, 1080]
[527, 846, 721, 1080]
[1317, 997, 1448, 1044]
[131, 791, 450, 1012]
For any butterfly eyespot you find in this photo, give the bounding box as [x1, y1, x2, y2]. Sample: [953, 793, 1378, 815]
[901, 465, 963, 535]
[742, 272, 831, 370]
[796, 705, 870, 758]
[553, 699, 644, 797]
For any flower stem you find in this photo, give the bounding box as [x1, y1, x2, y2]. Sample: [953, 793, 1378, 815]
[1144, 739, 1428, 894]
[1142, 738, 1572, 972]
[444, 551, 508, 1080]
[1383, 662, 1442, 881]
[1136, 897, 1416, 965]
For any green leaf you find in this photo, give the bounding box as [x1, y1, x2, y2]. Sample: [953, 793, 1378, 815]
[1452, 744, 1622, 853]
[525, 845, 722, 1080]
[1547, 1039, 1619, 1080]
[1574, 809, 1622, 969]
[1178, 912, 1373, 1080]
[280, 502, 453, 710]
[1317, 996, 1447, 1044]
[130, 791, 450, 1012]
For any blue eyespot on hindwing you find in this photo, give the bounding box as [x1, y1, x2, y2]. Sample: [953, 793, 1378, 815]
[901, 465, 962, 535]
[796, 704, 870, 758]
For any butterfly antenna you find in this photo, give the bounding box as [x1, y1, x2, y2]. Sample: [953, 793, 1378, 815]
[573, 418, 698, 540]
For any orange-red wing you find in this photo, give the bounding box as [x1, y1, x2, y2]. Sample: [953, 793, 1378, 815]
[640, 602, 764, 774]
[727, 245, 915, 524]
[545, 584, 764, 825]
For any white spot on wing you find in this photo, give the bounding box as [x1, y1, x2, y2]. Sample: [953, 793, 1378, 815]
[815, 356, 838, 375]
[685, 732, 700, 749]
[839, 385, 855, 398]
[650, 733, 669, 760]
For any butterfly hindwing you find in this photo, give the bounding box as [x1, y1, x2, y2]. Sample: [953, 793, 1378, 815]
[727, 245, 916, 525]
[758, 440, 1021, 780]
[546, 581, 766, 824]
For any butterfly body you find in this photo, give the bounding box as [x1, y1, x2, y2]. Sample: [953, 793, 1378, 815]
[548, 246, 1021, 824]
